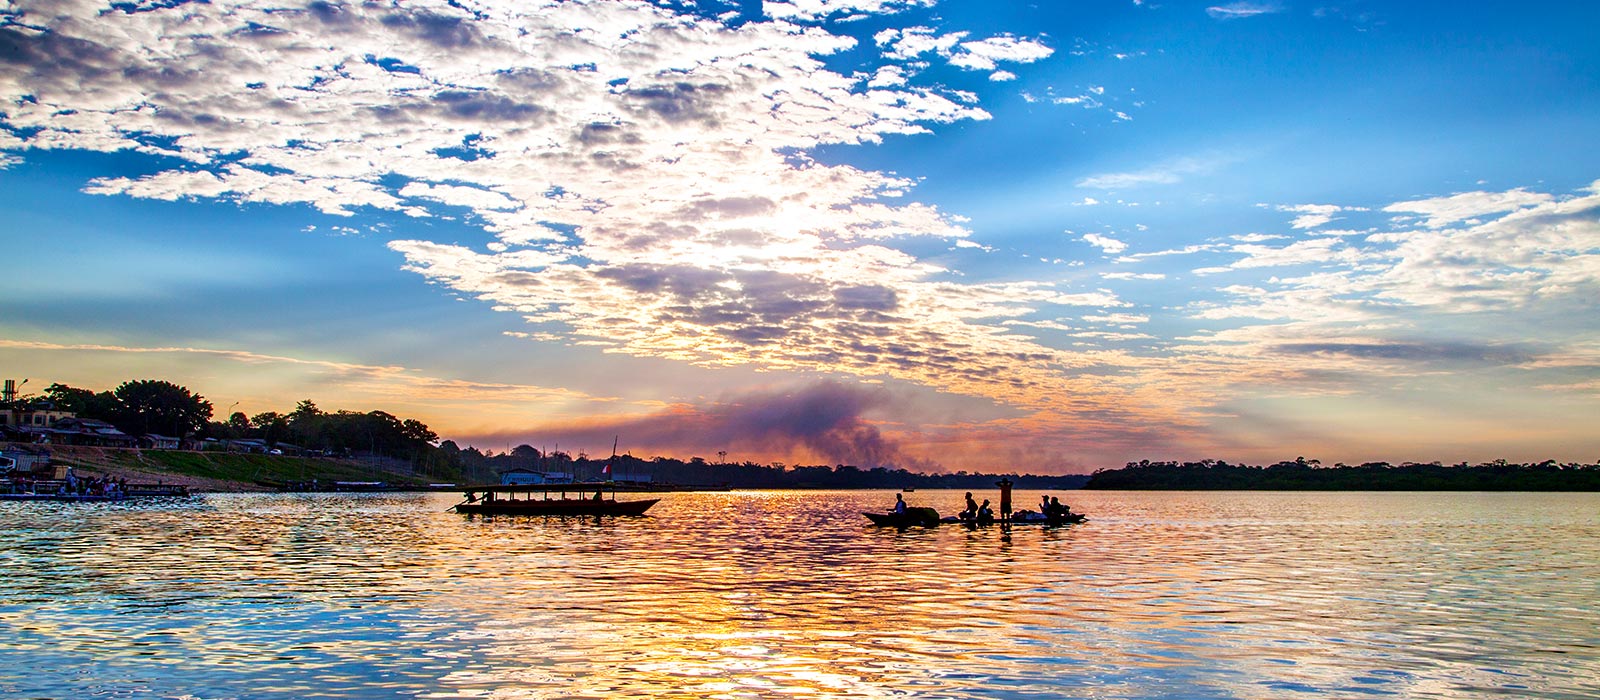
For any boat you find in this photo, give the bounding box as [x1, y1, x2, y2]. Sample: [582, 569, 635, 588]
[866, 507, 1086, 528]
[953, 508, 1094, 524]
[453, 482, 659, 517]
[862, 506, 941, 527]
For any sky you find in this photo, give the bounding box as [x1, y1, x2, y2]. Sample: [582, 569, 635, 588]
[2, 0, 1597, 473]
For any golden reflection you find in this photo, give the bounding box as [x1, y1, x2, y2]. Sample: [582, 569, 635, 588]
[2, 491, 1598, 699]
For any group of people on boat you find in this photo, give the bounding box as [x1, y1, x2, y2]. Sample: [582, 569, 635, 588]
[889, 478, 1077, 525]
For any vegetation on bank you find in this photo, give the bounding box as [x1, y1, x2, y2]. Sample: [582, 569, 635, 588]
[31, 445, 434, 490]
[1085, 458, 1600, 491]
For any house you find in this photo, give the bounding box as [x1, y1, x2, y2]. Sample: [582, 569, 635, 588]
[498, 468, 575, 485]
[0, 404, 75, 429]
[51, 418, 137, 447]
[499, 467, 545, 485]
[141, 434, 181, 450]
[226, 438, 269, 454]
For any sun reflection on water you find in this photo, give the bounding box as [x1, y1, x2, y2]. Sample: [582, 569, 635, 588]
[1, 491, 1597, 699]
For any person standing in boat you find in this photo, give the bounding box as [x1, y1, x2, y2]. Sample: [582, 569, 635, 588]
[996, 477, 1013, 522]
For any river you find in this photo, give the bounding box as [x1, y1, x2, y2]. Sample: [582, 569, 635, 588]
[2, 490, 1597, 699]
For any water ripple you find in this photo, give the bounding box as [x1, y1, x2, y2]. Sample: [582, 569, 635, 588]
[1, 490, 1597, 698]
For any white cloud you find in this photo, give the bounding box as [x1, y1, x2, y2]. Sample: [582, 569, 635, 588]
[400, 183, 521, 211]
[1083, 312, 1149, 325]
[1278, 203, 1369, 229]
[1082, 233, 1129, 254]
[1101, 272, 1166, 280]
[1382, 188, 1555, 228]
[1206, 2, 1283, 19]
[877, 27, 1052, 76]
[1, 0, 1187, 424]
[949, 35, 1055, 71]
[1076, 155, 1224, 190]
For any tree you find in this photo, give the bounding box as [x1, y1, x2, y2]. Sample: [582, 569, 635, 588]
[113, 379, 213, 436]
[251, 411, 289, 443]
[44, 383, 118, 419]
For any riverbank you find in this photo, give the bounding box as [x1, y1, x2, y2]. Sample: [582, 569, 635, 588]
[2, 443, 433, 492]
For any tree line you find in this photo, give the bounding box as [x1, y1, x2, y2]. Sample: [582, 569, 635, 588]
[440, 446, 1092, 490]
[1084, 457, 1600, 491]
[13, 380, 455, 477]
[10, 379, 1091, 488]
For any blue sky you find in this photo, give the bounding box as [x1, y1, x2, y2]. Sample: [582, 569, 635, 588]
[2, 0, 1597, 471]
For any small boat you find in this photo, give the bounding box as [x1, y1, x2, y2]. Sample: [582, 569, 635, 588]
[454, 482, 659, 517]
[863, 507, 941, 527]
[1003, 509, 1087, 525]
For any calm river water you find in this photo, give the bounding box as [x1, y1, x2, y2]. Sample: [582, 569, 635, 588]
[2, 490, 1597, 699]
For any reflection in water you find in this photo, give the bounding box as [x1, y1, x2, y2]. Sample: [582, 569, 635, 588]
[1, 490, 1597, 698]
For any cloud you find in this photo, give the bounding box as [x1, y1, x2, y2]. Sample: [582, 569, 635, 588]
[948, 35, 1055, 71]
[1101, 272, 1166, 280]
[1076, 156, 1221, 190]
[876, 27, 1052, 77]
[1277, 203, 1369, 229]
[1271, 341, 1534, 365]
[1206, 2, 1283, 20]
[2, 0, 1129, 416]
[1082, 233, 1129, 254]
[1382, 188, 1555, 228]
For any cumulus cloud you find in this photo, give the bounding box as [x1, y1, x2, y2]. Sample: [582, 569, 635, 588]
[876, 26, 1052, 78]
[1082, 233, 1128, 254]
[0, 0, 1135, 425]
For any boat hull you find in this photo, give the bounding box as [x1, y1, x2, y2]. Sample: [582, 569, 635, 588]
[863, 507, 941, 527]
[455, 497, 659, 516]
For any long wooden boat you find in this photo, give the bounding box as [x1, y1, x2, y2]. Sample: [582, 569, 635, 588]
[453, 482, 659, 517]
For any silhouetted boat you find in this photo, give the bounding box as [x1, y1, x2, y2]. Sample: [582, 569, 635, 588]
[454, 482, 659, 517]
[862, 507, 941, 527]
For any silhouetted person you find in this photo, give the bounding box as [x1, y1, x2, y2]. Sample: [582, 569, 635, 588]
[963, 491, 978, 520]
[891, 493, 907, 514]
[977, 499, 994, 523]
[996, 477, 1013, 521]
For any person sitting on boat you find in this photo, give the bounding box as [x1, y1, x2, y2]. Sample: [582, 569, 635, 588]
[594, 489, 604, 501]
[976, 499, 994, 523]
[961, 491, 978, 520]
[1047, 496, 1072, 519]
[891, 493, 908, 514]
[1041, 494, 1051, 515]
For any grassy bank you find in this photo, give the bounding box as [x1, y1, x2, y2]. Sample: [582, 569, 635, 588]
[10, 444, 433, 492]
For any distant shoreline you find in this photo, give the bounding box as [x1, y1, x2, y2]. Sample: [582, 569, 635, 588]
[1085, 459, 1600, 491]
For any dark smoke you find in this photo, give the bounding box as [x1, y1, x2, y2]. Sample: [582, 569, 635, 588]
[462, 381, 936, 469]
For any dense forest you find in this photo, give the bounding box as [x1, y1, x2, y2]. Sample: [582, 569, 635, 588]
[1085, 458, 1600, 491]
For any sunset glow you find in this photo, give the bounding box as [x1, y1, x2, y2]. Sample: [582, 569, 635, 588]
[3, 0, 1597, 471]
